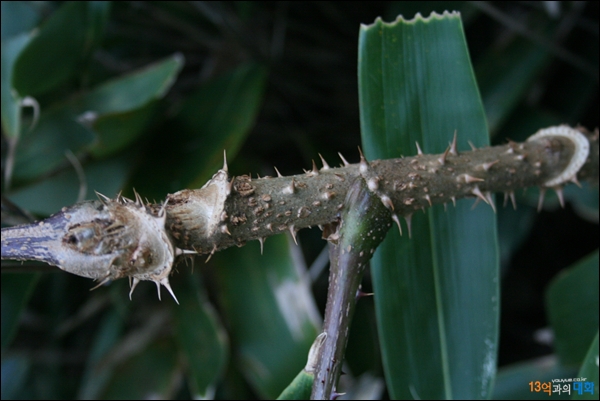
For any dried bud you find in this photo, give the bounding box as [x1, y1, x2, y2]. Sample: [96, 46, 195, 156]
[1, 191, 186, 303]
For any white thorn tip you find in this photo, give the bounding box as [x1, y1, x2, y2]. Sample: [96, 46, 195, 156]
[404, 214, 413, 239]
[553, 186, 565, 208]
[161, 278, 179, 304]
[458, 174, 485, 183]
[319, 153, 330, 170]
[485, 191, 496, 213]
[391, 214, 402, 236]
[95, 191, 111, 204]
[338, 152, 350, 166]
[471, 186, 490, 205]
[415, 141, 423, 156]
[380, 195, 394, 211]
[289, 225, 298, 245]
[311, 160, 319, 175]
[438, 145, 450, 165]
[450, 130, 458, 155]
[274, 166, 283, 178]
[537, 188, 546, 212]
[258, 237, 265, 254]
[129, 278, 140, 300]
[504, 191, 517, 210]
[222, 150, 228, 172]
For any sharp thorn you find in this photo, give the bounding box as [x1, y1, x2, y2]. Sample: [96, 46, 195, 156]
[537, 187, 546, 212]
[404, 214, 413, 239]
[338, 152, 350, 166]
[358, 146, 369, 173]
[485, 191, 496, 213]
[480, 160, 500, 172]
[380, 195, 394, 211]
[160, 278, 179, 304]
[282, 178, 296, 194]
[133, 189, 144, 208]
[222, 150, 228, 172]
[221, 224, 231, 235]
[553, 186, 565, 208]
[459, 174, 485, 183]
[449, 130, 458, 155]
[471, 185, 489, 205]
[90, 276, 111, 291]
[205, 244, 217, 263]
[503, 191, 517, 210]
[176, 247, 197, 256]
[289, 225, 298, 245]
[129, 278, 140, 300]
[391, 213, 402, 236]
[468, 140, 477, 151]
[258, 237, 265, 255]
[570, 175, 582, 188]
[356, 288, 374, 300]
[310, 159, 319, 175]
[155, 280, 162, 301]
[95, 191, 111, 205]
[318, 153, 330, 170]
[424, 194, 432, 207]
[438, 145, 450, 165]
[471, 197, 481, 210]
[274, 166, 283, 178]
[450, 196, 456, 207]
[415, 141, 423, 156]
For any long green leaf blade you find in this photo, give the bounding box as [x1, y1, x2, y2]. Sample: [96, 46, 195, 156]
[359, 12, 499, 399]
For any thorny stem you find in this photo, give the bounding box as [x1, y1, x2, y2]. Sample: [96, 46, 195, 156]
[166, 127, 598, 253]
[1, 126, 598, 287]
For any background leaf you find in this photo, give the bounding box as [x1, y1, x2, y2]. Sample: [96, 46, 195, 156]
[359, 12, 499, 399]
[546, 251, 599, 366]
[213, 234, 321, 399]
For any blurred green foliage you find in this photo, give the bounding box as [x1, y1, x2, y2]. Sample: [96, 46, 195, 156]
[1, 2, 598, 399]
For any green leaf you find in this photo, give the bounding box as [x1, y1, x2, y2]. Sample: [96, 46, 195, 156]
[359, 12, 499, 399]
[180, 63, 268, 188]
[101, 339, 179, 399]
[1, 32, 31, 140]
[172, 274, 229, 398]
[13, 106, 96, 182]
[12, 2, 90, 97]
[11, 54, 183, 182]
[130, 62, 267, 199]
[1, 273, 40, 349]
[492, 356, 578, 400]
[476, 32, 550, 133]
[8, 154, 132, 215]
[1, 1, 39, 40]
[77, 53, 184, 116]
[575, 332, 599, 400]
[213, 234, 320, 399]
[77, 309, 125, 399]
[546, 251, 599, 366]
[79, 53, 184, 158]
